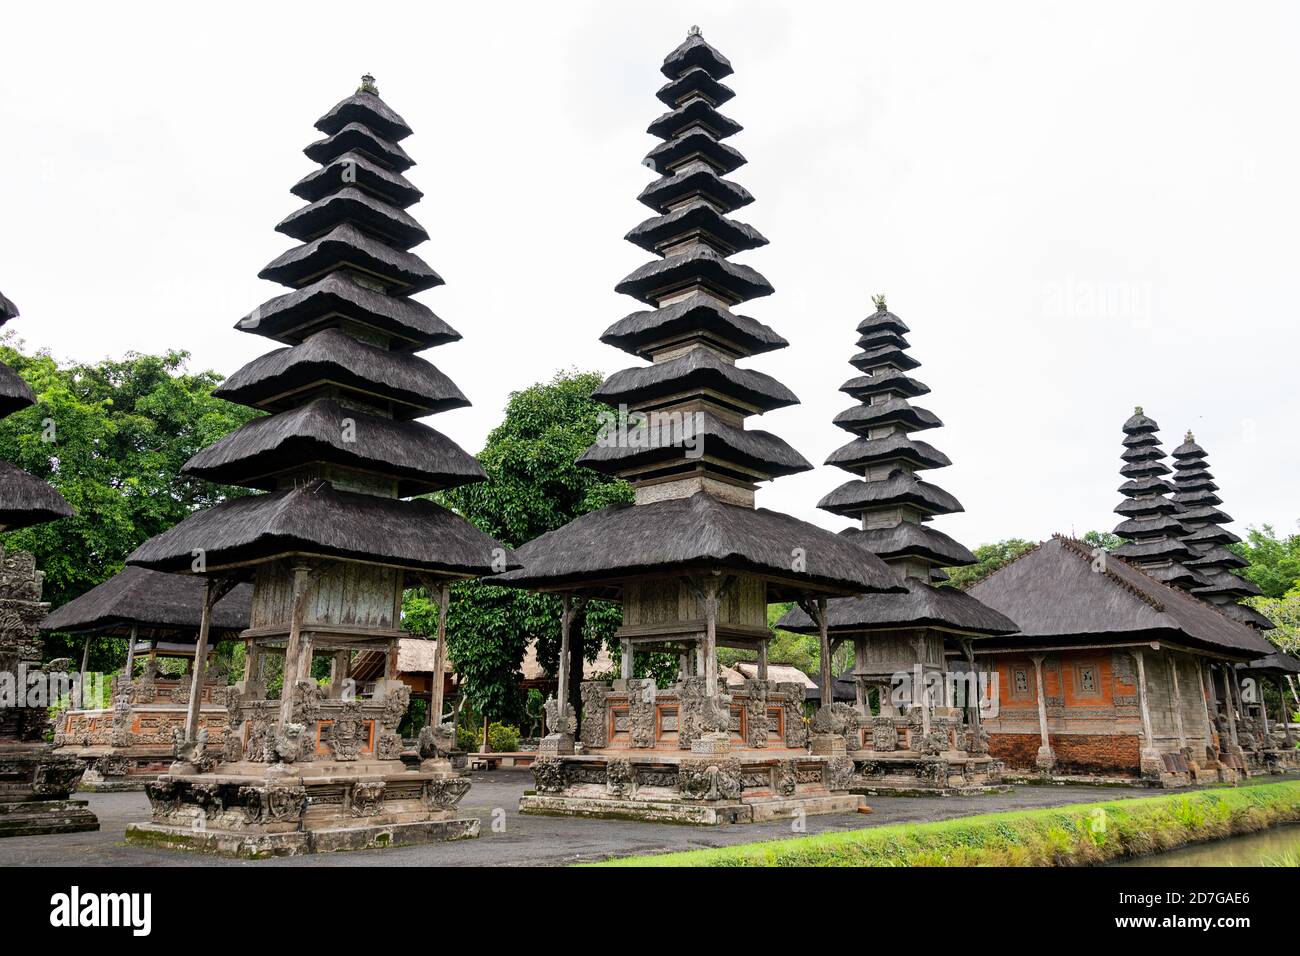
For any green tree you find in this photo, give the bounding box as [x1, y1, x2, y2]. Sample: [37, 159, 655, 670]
[1230, 523, 1300, 599]
[0, 335, 258, 666]
[1082, 530, 1123, 552]
[941, 538, 1037, 589]
[403, 370, 632, 725]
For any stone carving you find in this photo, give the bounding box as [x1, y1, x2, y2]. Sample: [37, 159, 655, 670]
[144, 778, 181, 814]
[775, 759, 800, 796]
[678, 677, 732, 749]
[824, 754, 855, 791]
[271, 722, 307, 765]
[811, 702, 859, 751]
[418, 721, 455, 759]
[778, 682, 809, 748]
[743, 681, 770, 748]
[426, 775, 471, 810]
[532, 755, 568, 794]
[543, 695, 577, 736]
[915, 760, 947, 787]
[625, 679, 656, 748]
[96, 753, 131, 778]
[605, 758, 635, 798]
[871, 717, 899, 752]
[326, 702, 365, 761]
[579, 682, 609, 748]
[350, 781, 385, 817]
[31, 754, 86, 797]
[964, 724, 991, 755]
[677, 757, 742, 801]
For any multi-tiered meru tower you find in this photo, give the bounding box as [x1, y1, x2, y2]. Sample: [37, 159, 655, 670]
[0, 293, 95, 837]
[501, 29, 903, 825]
[124, 77, 512, 856]
[778, 299, 1017, 793]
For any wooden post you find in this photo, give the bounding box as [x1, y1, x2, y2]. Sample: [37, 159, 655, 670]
[1288, 675, 1300, 710]
[124, 624, 137, 678]
[78, 635, 92, 708]
[1133, 650, 1155, 750]
[703, 580, 720, 697]
[963, 640, 983, 746]
[184, 579, 217, 743]
[1167, 654, 1187, 750]
[1278, 678, 1296, 747]
[245, 639, 262, 684]
[1221, 664, 1239, 748]
[817, 598, 831, 707]
[481, 715, 490, 754]
[1031, 654, 1053, 767]
[429, 582, 449, 728]
[556, 594, 572, 723]
[1198, 658, 1216, 749]
[279, 563, 313, 726]
[853, 638, 868, 716]
[620, 638, 633, 680]
[757, 639, 768, 682]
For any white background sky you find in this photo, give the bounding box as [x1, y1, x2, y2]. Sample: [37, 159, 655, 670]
[3, 1, 1296, 549]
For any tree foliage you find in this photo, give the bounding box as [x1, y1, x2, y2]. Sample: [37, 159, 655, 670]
[1230, 523, 1300, 600]
[941, 538, 1038, 589]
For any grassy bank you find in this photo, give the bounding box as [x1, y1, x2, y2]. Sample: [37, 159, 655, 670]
[593, 780, 1300, 867]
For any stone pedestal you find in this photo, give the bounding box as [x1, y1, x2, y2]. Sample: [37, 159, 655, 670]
[810, 734, 847, 756]
[1035, 745, 1057, 771]
[537, 732, 575, 755]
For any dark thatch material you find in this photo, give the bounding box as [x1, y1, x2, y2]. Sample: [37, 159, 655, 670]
[1192, 567, 1262, 599]
[592, 348, 797, 413]
[259, 223, 443, 293]
[1172, 437, 1206, 459]
[275, 187, 429, 250]
[1184, 545, 1248, 570]
[625, 200, 766, 255]
[291, 151, 423, 209]
[41, 567, 252, 639]
[1142, 562, 1211, 589]
[0, 363, 36, 418]
[849, 344, 921, 372]
[314, 90, 413, 142]
[832, 398, 941, 435]
[615, 244, 773, 305]
[840, 523, 976, 567]
[599, 292, 787, 359]
[818, 474, 963, 518]
[576, 411, 811, 479]
[1118, 477, 1174, 496]
[855, 330, 909, 351]
[661, 30, 734, 80]
[1218, 602, 1276, 631]
[856, 309, 909, 336]
[1174, 489, 1223, 509]
[0, 459, 74, 530]
[182, 398, 485, 496]
[1113, 536, 1192, 560]
[1120, 443, 1164, 462]
[496, 491, 903, 601]
[777, 578, 1018, 637]
[638, 161, 753, 214]
[1122, 408, 1159, 434]
[1119, 459, 1171, 478]
[1243, 650, 1300, 676]
[656, 67, 735, 107]
[1183, 524, 1240, 546]
[643, 129, 745, 176]
[214, 329, 468, 419]
[127, 479, 515, 579]
[647, 99, 742, 140]
[969, 536, 1277, 658]
[237, 271, 459, 351]
[1177, 505, 1233, 525]
[1114, 496, 1178, 517]
[824, 434, 951, 472]
[0, 291, 17, 325]
[840, 368, 930, 400]
[304, 122, 414, 172]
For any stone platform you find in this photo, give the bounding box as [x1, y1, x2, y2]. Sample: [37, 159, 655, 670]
[847, 751, 1009, 797]
[0, 746, 99, 836]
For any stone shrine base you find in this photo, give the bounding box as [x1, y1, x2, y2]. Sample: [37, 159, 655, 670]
[0, 798, 99, 837]
[124, 758, 479, 858]
[847, 750, 1009, 797]
[0, 744, 99, 837]
[518, 749, 863, 825]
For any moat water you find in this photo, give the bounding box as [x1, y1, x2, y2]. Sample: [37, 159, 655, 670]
[1118, 824, 1300, 866]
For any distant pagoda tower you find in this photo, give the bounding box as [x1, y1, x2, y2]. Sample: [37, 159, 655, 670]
[1112, 408, 1208, 589]
[0, 292, 94, 837]
[777, 297, 1017, 791]
[1171, 432, 1269, 628]
[124, 76, 512, 856]
[501, 29, 901, 825]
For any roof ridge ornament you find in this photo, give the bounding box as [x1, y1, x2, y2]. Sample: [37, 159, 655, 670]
[1184, 429, 1195, 443]
[871, 293, 887, 313]
[358, 73, 378, 95]
[1134, 405, 1143, 415]
[688, 25, 701, 37]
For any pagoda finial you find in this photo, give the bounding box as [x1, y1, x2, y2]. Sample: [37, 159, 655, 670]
[1185, 429, 1195, 443]
[1134, 405, 1143, 415]
[359, 73, 379, 95]
[688, 24, 701, 37]
[871, 293, 887, 313]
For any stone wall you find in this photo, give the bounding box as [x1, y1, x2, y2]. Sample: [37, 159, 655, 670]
[989, 731, 1142, 775]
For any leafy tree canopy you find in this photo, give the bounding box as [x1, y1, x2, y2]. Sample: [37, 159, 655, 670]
[941, 538, 1038, 589]
[1230, 523, 1300, 599]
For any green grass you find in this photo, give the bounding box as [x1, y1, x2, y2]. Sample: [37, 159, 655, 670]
[590, 781, 1300, 867]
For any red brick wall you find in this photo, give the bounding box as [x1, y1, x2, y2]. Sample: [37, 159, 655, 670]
[990, 733, 1142, 776]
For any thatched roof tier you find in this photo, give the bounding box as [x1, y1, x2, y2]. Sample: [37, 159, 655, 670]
[1183, 545, 1248, 570]
[839, 522, 976, 567]
[824, 434, 951, 473]
[1122, 408, 1159, 434]
[127, 480, 514, 579]
[214, 329, 468, 419]
[314, 85, 413, 142]
[0, 458, 74, 530]
[41, 567, 251, 639]
[625, 200, 767, 255]
[662, 29, 734, 79]
[643, 129, 745, 176]
[1112, 537, 1193, 561]
[291, 152, 423, 209]
[1193, 567, 1261, 599]
[592, 348, 797, 413]
[1120, 443, 1165, 463]
[1183, 524, 1240, 546]
[615, 244, 773, 305]
[638, 161, 754, 214]
[849, 344, 922, 372]
[259, 223, 443, 293]
[1219, 602, 1277, 631]
[1172, 471, 1218, 492]
[237, 272, 459, 351]
[840, 367, 930, 400]
[1243, 650, 1300, 676]
[304, 122, 414, 172]
[275, 187, 429, 250]
[855, 329, 909, 352]
[831, 397, 941, 436]
[1142, 562, 1211, 589]
[856, 308, 909, 336]
[1173, 489, 1223, 509]
[599, 293, 787, 359]
[0, 291, 17, 325]
[818, 473, 964, 519]
[777, 578, 1017, 637]
[970, 536, 1276, 659]
[1119, 459, 1172, 479]
[1172, 435, 1206, 460]
[182, 398, 485, 496]
[1114, 496, 1178, 517]
[1122, 431, 1160, 448]
[496, 492, 903, 600]
[1118, 477, 1175, 496]
[576, 411, 811, 480]
[1111, 514, 1185, 537]
[647, 98, 743, 140]
[0, 363, 36, 417]
[656, 66, 735, 107]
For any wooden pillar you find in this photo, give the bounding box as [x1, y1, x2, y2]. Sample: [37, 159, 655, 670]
[1133, 650, 1155, 750]
[123, 624, 137, 678]
[1288, 675, 1299, 710]
[1258, 679, 1272, 740]
[677, 652, 690, 680]
[963, 640, 983, 746]
[428, 582, 449, 728]
[279, 563, 313, 726]
[328, 650, 351, 699]
[245, 638, 262, 684]
[1031, 654, 1053, 767]
[817, 598, 831, 708]
[184, 579, 217, 743]
[1278, 678, 1296, 747]
[620, 638, 633, 680]
[1167, 653, 1187, 750]
[1221, 664, 1240, 748]
[1198, 659, 1216, 748]
[78, 634, 92, 707]
[703, 581, 720, 697]
[757, 639, 768, 682]
[556, 594, 572, 722]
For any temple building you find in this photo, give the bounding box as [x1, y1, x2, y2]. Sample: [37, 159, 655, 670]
[44, 567, 252, 790]
[0, 292, 95, 836]
[121, 76, 513, 856]
[498, 29, 903, 825]
[777, 300, 1018, 794]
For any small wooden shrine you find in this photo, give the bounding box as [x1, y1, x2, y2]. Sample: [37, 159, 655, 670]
[0, 293, 96, 837]
[499, 29, 903, 825]
[122, 77, 512, 856]
[778, 300, 1018, 794]
[45, 567, 251, 790]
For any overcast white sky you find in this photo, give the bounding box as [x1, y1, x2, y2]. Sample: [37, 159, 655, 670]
[3, 1, 1297, 549]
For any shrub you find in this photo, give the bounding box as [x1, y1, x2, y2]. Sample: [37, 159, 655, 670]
[487, 721, 520, 752]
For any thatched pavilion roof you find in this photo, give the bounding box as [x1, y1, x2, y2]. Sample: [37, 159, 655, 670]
[41, 567, 251, 640]
[0, 363, 35, 418]
[778, 578, 1018, 636]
